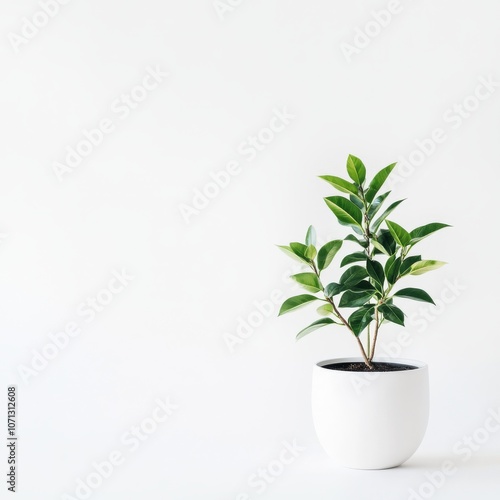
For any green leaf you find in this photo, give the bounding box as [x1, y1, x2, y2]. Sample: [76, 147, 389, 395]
[346, 154, 366, 185]
[351, 225, 364, 236]
[367, 259, 385, 289]
[325, 282, 343, 298]
[276, 245, 310, 264]
[394, 288, 435, 304]
[409, 260, 447, 276]
[290, 272, 322, 293]
[279, 294, 319, 315]
[339, 289, 375, 308]
[365, 163, 396, 203]
[305, 225, 316, 246]
[324, 196, 363, 229]
[386, 220, 411, 247]
[319, 175, 359, 196]
[371, 199, 405, 233]
[341, 251, 367, 267]
[296, 318, 336, 341]
[386, 256, 402, 284]
[317, 240, 343, 271]
[339, 265, 368, 287]
[410, 223, 451, 245]
[367, 191, 391, 218]
[289, 242, 311, 262]
[371, 239, 389, 255]
[373, 230, 396, 256]
[306, 244, 317, 260]
[344, 234, 368, 247]
[399, 255, 422, 276]
[317, 303, 334, 316]
[384, 254, 396, 276]
[350, 280, 376, 292]
[350, 194, 364, 210]
[379, 304, 405, 326]
[349, 305, 375, 336]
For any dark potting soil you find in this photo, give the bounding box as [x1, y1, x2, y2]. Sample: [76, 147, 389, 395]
[323, 362, 417, 372]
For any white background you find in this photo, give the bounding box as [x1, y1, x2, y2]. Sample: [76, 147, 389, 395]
[1, 0, 499, 499]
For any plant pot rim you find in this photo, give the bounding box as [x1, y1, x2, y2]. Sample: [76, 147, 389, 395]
[316, 357, 427, 371]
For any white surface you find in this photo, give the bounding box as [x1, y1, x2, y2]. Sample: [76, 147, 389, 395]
[0, 0, 499, 499]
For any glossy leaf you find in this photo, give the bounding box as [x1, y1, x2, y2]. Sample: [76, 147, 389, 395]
[373, 230, 396, 256]
[371, 239, 389, 255]
[350, 194, 364, 210]
[339, 289, 375, 308]
[290, 272, 322, 293]
[345, 234, 368, 247]
[384, 254, 396, 276]
[351, 224, 364, 236]
[371, 199, 405, 232]
[346, 154, 366, 185]
[409, 260, 446, 276]
[279, 294, 319, 316]
[325, 282, 344, 298]
[317, 240, 343, 271]
[319, 175, 358, 196]
[367, 258, 385, 289]
[367, 191, 391, 218]
[410, 223, 451, 245]
[349, 305, 375, 336]
[399, 255, 422, 276]
[394, 287, 435, 304]
[350, 280, 376, 292]
[386, 220, 411, 247]
[324, 196, 363, 229]
[379, 303, 405, 326]
[305, 225, 316, 246]
[386, 256, 401, 284]
[306, 244, 317, 260]
[277, 245, 310, 264]
[296, 318, 336, 341]
[339, 265, 368, 287]
[317, 303, 334, 316]
[365, 163, 396, 203]
[341, 251, 367, 267]
[289, 242, 310, 261]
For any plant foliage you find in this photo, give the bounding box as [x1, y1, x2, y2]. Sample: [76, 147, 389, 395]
[278, 154, 450, 368]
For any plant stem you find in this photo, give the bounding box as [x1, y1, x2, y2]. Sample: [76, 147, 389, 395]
[361, 190, 375, 364]
[325, 296, 372, 368]
[311, 259, 373, 369]
[366, 323, 371, 358]
[369, 307, 380, 361]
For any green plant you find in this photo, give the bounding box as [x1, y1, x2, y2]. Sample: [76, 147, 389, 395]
[278, 154, 450, 369]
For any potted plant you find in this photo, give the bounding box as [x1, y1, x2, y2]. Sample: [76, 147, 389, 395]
[278, 154, 449, 469]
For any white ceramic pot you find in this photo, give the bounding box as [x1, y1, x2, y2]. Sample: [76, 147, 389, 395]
[312, 357, 429, 469]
